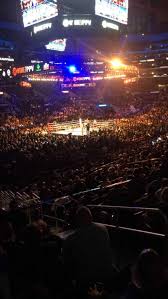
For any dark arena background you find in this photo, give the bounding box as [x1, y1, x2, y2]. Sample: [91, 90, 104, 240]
[0, 1, 168, 299]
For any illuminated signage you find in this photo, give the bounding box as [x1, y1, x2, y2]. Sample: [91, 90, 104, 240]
[98, 104, 108, 107]
[102, 20, 119, 30]
[45, 39, 67, 51]
[20, 0, 58, 28]
[13, 65, 34, 76]
[61, 83, 96, 88]
[7, 69, 11, 77]
[31, 60, 43, 63]
[62, 90, 69, 94]
[95, 0, 128, 25]
[35, 64, 42, 72]
[33, 23, 52, 34]
[20, 81, 32, 88]
[63, 19, 92, 27]
[24, 65, 34, 73]
[28, 75, 61, 82]
[12, 67, 25, 76]
[0, 67, 12, 78]
[43, 63, 50, 71]
[0, 57, 14, 62]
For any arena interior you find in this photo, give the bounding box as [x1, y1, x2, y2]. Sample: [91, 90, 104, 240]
[0, 1, 168, 299]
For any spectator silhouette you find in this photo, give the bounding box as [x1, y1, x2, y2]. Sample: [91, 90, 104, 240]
[63, 206, 115, 285]
[125, 249, 168, 299]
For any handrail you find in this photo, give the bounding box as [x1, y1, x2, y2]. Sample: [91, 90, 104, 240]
[73, 180, 130, 196]
[50, 218, 165, 239]
[127, 158, 160, 165]
[73, 187, 100, 196]
[88, 205, 168, 236]
[87, 205, 160, 212]
[104, 180, 131, 189]
[41, 212, 166, 239]
[94, 222, 165, 238]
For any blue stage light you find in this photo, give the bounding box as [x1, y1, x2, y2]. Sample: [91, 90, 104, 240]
[68, 65, 77, 73]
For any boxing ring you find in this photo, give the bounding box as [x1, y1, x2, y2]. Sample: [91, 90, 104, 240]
[47, 119, 105, 136]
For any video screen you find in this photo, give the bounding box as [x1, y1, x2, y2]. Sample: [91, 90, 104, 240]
[20, 0, 58, 27]
[45, 39, 67, 51]
[95, 0, 128, 25]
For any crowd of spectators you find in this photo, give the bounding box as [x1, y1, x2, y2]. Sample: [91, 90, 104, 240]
[0, 84, 161, 126]
[1, 90, 168, 194]
[0, 204, 168, 299]
[0, 87, 168, 299]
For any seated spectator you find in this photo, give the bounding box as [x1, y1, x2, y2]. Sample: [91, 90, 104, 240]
[0, 211, 14, 244]
[0, 245, 11, 299]
[155, 178, 168, 202]
[160, 187, 168, 204]
[0, 211, 13, 299]
[8, 200, 27, 240]
[125, 249, 168, 299]
[63, 206, 115, 284]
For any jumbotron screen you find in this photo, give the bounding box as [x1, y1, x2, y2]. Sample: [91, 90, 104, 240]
[95, 0, 128, 25]
[45, 39, 67, 51]
[20, 0, 58, 28]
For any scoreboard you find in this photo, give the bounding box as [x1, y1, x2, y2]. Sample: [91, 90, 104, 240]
[20, 0, 58, 27]
[95, 0, 128, 25]
[20, 0, 129, 26]
[19, 0, 129, 49]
